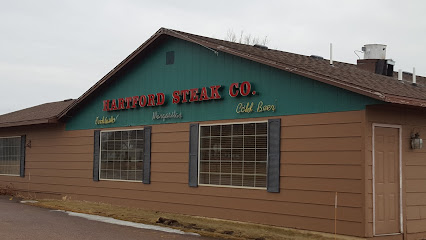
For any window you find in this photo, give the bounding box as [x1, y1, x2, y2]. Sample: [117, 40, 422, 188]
[99, 129, 145, 181]
[166, 51, 175, 65]
[189, 119, 280, 192]
[199, 122, 268, 188]
[0, 136, 22, 176]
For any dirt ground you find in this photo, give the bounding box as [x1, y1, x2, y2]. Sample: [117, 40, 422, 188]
[21, 197, 359, 240]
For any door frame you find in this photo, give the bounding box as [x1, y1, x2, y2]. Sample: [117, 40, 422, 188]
[372, 123, 403, 236]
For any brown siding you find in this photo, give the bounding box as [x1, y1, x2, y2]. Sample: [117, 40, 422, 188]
[365, 105, 426, 240]
[0, 110, 365, 237]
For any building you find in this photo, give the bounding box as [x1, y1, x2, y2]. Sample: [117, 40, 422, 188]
[1, 28, 426, 239]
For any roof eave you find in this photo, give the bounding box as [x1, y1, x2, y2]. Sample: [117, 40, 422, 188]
[383, 95, 426, 107]
[0, 114, 62, 128]
[0, 118, 51, 128]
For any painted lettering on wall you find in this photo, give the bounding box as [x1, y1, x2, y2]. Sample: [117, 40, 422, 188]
[172, 85, 221, 104]
[236, 101, 276, 114]
[152, 111, 183, 121]
[229, 81, 256, 97]
[101, 82, 260, 112]
[95, 115, 119, 125]
[103, 93, 165, 111]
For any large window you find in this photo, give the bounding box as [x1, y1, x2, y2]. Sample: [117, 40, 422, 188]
[0, 136, 21, 176]
[199, 122, 268, 188]
[100, 129, 144, 181]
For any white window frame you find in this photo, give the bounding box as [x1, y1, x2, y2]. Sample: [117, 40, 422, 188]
[198, 120, 268, 190]
[99, 128, 145, 182]
[0, 136, 21, 177]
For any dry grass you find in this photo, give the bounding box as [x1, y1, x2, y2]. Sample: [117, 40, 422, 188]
[0, 183, 17, 196]
[28, 199, 357, 240]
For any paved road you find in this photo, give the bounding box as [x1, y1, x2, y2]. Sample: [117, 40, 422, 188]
[0, 196, 218, 240]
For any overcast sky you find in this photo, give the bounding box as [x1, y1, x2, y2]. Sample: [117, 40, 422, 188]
[1, 0, 425, 115]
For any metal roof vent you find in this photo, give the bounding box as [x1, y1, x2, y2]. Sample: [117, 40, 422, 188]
[362, 44, 386, 59]
[310, 55, 324, 60]
[253, 44, 268, 50]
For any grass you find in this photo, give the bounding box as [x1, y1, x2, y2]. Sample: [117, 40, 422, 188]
[25, 198, 363, 240]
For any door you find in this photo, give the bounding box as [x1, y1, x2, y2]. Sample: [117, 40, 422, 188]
[374, 126, 400, 235]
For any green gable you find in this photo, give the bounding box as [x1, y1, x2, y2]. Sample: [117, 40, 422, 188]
[66, 37, 383, 130]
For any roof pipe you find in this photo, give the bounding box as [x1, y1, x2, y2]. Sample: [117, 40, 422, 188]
[398, 69, 402, 81]
[413, 67, 417, 85]
[330, 43, 333, 66]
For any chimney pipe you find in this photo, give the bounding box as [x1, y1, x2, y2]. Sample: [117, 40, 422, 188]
[330, 43, 333, 66]
[413, 67, 417, 85]
[398, 69, 402, 81]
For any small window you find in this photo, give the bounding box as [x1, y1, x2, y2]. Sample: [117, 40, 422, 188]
[0, 136, 21, 176]
[166, 51, 174, 65]
[199, 122, 268, 188]
[99, 129, 144, 181]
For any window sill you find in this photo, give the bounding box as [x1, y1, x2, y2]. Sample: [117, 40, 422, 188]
[198, 183, 266, 190]
[0, 173, 20, 177]
[99, 178, 143, 183]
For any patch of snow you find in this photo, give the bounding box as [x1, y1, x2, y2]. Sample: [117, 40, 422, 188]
[20, 200, 39, 203]
[50, 210, 199, 236]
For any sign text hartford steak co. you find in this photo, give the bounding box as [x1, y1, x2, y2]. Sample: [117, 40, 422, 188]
[101, 81, 272, 112]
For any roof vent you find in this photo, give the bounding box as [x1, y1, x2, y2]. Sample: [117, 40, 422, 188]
[362, 44, 387, 59]
[310, 55, 324, 60]
[413, 67, 417, 85]
[63, 99, 73, 102]
[253, 44, 268, 50]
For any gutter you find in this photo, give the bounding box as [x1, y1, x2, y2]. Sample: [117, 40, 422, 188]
[0, 117, 59, 128]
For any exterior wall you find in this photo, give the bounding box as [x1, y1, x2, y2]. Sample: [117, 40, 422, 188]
[0, 110, 366, 237]
[365, 105, 426, 240]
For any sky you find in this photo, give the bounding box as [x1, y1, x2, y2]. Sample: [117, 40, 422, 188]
[0, 0, 425, 115]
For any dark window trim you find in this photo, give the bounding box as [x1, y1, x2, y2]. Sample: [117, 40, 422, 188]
[195, 120, 270, 190]
[0, 135, 24, 177]
[96, 128, 147, 183]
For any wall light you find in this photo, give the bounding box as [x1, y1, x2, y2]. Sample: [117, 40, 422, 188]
[411, 133, 423, 149]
